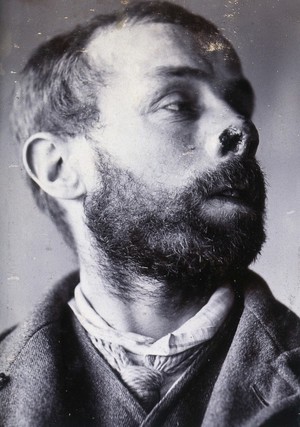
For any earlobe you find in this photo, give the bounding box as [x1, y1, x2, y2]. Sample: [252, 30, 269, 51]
[22, 132, 86, 200]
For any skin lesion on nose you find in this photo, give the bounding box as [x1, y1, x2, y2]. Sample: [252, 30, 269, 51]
[219, 126, 243, 155]
[219, 121, 259, 158]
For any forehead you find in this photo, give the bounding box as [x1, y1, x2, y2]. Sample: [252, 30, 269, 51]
[86, 23, 214, 81]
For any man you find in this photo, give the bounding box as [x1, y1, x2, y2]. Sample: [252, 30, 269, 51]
[1, 1, 299, 426]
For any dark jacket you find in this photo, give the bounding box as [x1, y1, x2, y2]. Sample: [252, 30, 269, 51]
[0, 271, 300, 426]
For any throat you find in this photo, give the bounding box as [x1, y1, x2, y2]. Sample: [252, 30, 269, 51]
[115, 296, 208, 339]
[79, 263, 210, 339]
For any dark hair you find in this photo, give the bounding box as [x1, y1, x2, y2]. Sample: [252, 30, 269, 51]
[10, 1, 250, 249]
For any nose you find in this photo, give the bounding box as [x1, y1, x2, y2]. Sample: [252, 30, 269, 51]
[218, 119, 259, 158]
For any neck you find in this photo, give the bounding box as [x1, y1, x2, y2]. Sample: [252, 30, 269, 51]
[78, 256, 212, 340]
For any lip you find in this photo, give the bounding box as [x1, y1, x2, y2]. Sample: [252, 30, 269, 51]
[207, 187, 251, 206]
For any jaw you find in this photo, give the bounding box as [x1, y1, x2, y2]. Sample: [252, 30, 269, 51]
[83, 155, 266, 301]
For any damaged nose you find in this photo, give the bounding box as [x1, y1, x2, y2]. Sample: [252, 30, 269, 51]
[219, 120, 259, 158]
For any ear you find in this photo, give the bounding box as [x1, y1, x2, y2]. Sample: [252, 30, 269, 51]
[22, 132, 86, 200]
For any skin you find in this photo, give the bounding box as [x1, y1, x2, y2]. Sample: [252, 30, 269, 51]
[25, 24, 260, 338]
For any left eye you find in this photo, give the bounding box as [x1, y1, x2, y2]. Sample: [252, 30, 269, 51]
[163, 102, 188, 111]
[162, 100, 200, 118]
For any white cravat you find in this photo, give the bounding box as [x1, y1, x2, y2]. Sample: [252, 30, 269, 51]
[69, 284, 234, 409]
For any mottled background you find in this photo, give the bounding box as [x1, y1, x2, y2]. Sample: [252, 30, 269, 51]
[1, 0, 299, 330]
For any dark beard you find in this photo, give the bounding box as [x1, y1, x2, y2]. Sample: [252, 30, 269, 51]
[84, 156, 266, 298]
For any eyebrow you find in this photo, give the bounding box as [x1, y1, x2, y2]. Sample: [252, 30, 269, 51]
[150, 65, 212, 80]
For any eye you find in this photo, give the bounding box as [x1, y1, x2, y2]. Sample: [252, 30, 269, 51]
[163, 101, 192, 112]
[157, 94, 201, 120]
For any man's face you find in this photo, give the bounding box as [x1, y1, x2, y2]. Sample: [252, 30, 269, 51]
[82, 23, 266, 294]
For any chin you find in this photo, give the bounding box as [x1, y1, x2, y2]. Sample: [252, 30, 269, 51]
[104, 204, 266, 297]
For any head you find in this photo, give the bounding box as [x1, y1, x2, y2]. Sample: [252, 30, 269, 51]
[11, 1, 266, 297]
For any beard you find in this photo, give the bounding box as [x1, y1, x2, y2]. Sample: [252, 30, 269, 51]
[84, 155, 266, 298]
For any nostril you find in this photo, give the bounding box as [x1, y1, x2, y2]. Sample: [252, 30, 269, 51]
[219, 126, 243, 155]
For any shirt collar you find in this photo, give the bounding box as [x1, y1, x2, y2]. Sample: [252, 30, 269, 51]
[69, 283, 235, 357]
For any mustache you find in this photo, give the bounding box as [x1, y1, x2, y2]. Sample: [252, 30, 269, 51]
[181, 157, 266, 211]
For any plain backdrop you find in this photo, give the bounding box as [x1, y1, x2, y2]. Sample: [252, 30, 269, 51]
[0, 0, 299, 330]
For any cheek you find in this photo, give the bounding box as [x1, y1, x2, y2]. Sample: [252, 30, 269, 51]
[92, 102, 207, 189]
[134, 126, 201, 188]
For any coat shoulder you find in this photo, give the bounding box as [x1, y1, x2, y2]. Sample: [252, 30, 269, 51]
[242, 270, 300, 354]
[0, 271, 79, 372]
